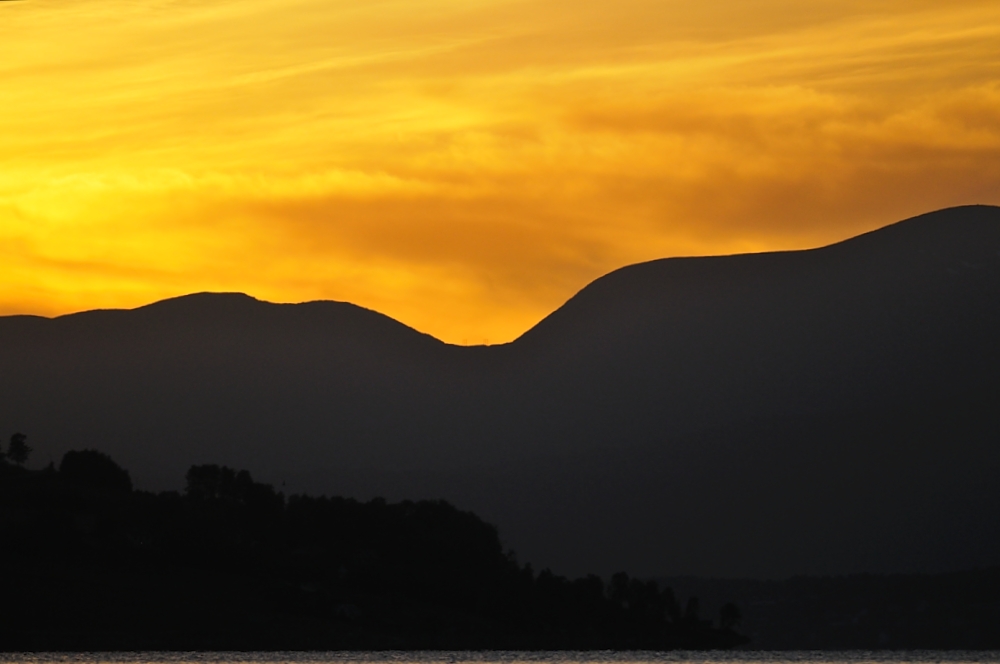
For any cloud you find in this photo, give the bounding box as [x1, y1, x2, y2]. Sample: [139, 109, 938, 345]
[1, 0, 999, 342]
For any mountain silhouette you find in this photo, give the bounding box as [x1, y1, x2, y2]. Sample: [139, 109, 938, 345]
[2, 205, 998, 578]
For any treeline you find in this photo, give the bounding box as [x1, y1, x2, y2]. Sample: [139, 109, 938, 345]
[0, 439, 747, 651]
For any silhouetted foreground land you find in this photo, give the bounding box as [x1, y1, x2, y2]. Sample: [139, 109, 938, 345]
[0, 450, 746, 651]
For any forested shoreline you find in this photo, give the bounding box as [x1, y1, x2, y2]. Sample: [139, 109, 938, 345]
[0, 441, 747, 651]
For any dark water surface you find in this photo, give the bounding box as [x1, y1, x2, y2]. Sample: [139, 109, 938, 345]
[3, 652, 1000, 664]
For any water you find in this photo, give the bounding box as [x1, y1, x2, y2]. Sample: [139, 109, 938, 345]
[2, 652, 1000, 664]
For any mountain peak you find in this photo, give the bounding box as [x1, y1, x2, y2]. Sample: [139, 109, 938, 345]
[516, 205, 1000, 347]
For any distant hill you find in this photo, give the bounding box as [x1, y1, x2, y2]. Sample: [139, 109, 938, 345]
[2, 205, 999, 579]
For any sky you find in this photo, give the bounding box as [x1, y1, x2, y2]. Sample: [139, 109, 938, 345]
[2, 0, 999, 344]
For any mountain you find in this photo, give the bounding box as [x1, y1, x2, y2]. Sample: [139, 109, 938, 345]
[2, 205, 998, 579]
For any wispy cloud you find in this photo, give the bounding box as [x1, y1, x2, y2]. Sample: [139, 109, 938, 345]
[2, 0, 999, 342]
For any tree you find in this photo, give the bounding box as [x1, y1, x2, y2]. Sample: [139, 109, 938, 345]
[185, 464, 237, 502]
[59, 449, 132, 495]
[719, 602, 742, 630]
[610, 571, 630, 606]
[183, 464, 282, 511]
[7, 433, 30, 466]
[684, 596, 701, 622]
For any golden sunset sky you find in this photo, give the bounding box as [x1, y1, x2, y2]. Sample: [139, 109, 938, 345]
[2, 0, 999, 343]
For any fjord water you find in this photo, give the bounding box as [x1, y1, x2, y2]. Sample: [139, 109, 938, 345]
[3, 653, 1000, 664]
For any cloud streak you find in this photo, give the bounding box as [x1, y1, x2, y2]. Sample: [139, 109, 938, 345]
[1, 0, 999, 342]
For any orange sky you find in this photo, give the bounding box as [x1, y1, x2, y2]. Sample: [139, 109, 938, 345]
[2, 0, 999, 343]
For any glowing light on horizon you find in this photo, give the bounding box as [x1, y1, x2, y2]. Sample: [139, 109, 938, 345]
[1, 0, 999, 342]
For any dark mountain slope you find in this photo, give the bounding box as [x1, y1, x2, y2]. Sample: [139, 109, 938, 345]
[0, 294, 460, 487]
[468, 205, 1000, 576]
[1, 205, 998, 578]
[513, 205, 1000, 436]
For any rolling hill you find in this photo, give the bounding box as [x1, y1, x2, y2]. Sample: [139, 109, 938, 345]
[2, 205, 998, 578]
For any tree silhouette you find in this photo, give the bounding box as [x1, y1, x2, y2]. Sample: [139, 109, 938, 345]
[0, 448, 752, 650]
[59, 449, 132, 495]
[664, 586, 683, 622]
[610, 571, 630, 606]
[7, 433, 30, 466]
[684, 596, 701, 623]
[185, 463, 237, 502]
[720, 602, 742, 630]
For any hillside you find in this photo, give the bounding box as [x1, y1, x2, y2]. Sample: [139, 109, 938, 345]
[1, 205, 998, 578]
[0, 454, 744, 650]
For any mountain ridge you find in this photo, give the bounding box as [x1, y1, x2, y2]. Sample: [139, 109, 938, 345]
[2, 204, 998, 578]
